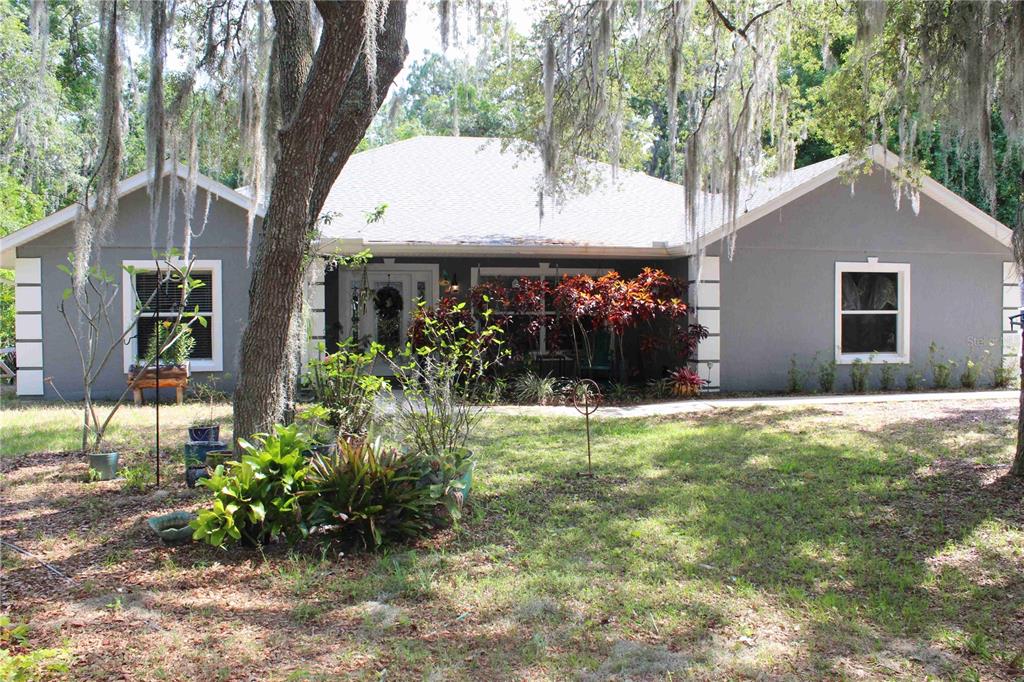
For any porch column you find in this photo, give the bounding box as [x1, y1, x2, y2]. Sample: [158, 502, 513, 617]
[688, 255, 720, 392]
[14, 257, 44, 396]
[1002, 262, 1021, 381]
[301, 260, 327, 368]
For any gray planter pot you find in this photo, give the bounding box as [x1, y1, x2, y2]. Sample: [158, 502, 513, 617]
[89, 452, 119, 481]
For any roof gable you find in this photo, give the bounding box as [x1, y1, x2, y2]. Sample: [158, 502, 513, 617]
[696, 145, 1012, 251]
[0, 162, 259, 266]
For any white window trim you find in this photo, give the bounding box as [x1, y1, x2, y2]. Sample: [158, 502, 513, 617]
[121, 259, 224, 373]
[471, 264, 610, 355]
[834, 260, 910, 364]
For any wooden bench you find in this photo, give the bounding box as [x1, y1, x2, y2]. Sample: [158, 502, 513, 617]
[127, 366, 188, 406]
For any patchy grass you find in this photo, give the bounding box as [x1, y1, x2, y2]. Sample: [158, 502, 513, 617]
[0, 400, 234, 458]
[1, 399, 1022, 680]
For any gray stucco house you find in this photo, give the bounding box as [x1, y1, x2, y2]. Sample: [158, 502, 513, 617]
[2, 136, 1017, 399]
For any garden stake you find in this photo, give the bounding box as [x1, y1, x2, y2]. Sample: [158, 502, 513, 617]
[155, 261, 161, 489]
[573, 379, 601, 477]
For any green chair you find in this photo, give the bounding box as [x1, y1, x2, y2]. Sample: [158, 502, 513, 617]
[581, 329, 613, 379]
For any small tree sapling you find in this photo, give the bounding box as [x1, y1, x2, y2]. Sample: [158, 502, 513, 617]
[56, 253, 206, 453]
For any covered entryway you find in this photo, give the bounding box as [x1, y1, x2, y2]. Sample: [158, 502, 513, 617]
[338, 262, 439, 359]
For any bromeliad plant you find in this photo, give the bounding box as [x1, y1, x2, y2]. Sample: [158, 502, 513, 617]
[191, 425, 313, 547]
[668, 367, 707, 397]
[302, 437, 438, 550]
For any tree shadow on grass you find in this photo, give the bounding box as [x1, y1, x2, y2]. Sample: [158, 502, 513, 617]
[467, 405, 1023, 678]
[5, 405, 1021, 679]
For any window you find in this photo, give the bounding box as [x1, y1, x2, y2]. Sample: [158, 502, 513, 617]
[834, 261, 909, 363]
[122, 260, 223, 372]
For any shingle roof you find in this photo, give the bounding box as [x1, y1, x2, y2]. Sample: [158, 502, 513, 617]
[317, 135, 850, 252]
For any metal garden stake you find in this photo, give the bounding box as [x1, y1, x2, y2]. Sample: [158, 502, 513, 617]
[573, 379, 601, 477]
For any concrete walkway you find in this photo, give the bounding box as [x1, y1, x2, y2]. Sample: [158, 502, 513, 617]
[485, 389, 1019, 419]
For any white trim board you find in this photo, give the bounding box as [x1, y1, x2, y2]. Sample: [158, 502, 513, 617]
[0, 162, 261, 267]
[121, 259, 224, 373]
[834, 259, 911, 364]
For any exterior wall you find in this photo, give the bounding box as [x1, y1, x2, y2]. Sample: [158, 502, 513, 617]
[16, 179, 256, 400]
[713, 170, 1011, 392]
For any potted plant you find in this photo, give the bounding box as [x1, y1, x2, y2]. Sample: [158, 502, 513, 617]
[89, 452, 120, 481]
[187, 375, 228, 442]
[668, 367, 707, 397]
[128, 322, 195, 394]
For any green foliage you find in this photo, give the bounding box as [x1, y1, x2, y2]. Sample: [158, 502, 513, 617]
[144, 321, 195, 367]
[879, 362, 896, 391]
[303, 437, 439, 550]
[120, 463, 154, 493]
[303, 340, 390, 439]
[0, 268, 14, 348]
[293, 405, 336, 446]
[606, 381, 639, 404]
[904, 364, 924, 391]
[645, 377, 672, 400]
[189, 374, 229, 426]
[959, 357, 981, 389]
[849, 359, 870, 393]
[191, 425, 314, 547]
[512, 371, 560, 405]
[0, 169, 45, 237]
[786, 355, 804, 393]
[992, 361, 1016, 389]
[0, 616, 71, 681]
[391, 301, 506, 461]
[86, 467, 101, 483]
[817, 355, 837, 393]
[928, 342, 956, 389]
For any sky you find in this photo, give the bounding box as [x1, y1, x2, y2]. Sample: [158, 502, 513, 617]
[398, 0, 535, 84]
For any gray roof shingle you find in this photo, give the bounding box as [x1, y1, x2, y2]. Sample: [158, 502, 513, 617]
[317, 135, 849, 251]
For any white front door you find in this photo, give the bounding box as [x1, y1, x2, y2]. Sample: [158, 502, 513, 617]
[339, 264, 440, 365]
[362, 273, 414, 353]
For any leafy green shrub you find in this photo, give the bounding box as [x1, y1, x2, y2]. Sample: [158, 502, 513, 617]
[928, 342, 956, 389]
[817, 356, 837, 393]
[294, 404, 337, 446]
[904, 365, 924, 390]
[145, 321, 195, 367]
[191, 425, 313, 547]
[0, 616, 71, 681]
[993, 361, 1016, 388]
[786, 355, 803, 393]
[512, 371, 560, 405]
[121, 463, 154, 493]
[303, 437, 438, 549]
[606, 381, 639, 403]
[389, 301, 505, 461]
[849, 359, 870, 393]
[303, 340, 390, 439]
[879, 361, 896, 391]
[959, 357, 980, 389]
[645, 377, 672, 400]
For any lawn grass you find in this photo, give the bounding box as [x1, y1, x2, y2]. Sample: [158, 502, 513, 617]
[1, 399, 1022, 680]
[0, 400, 234, 457]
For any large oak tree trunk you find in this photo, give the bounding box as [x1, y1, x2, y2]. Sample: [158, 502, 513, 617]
[233, 1, 407, 441]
